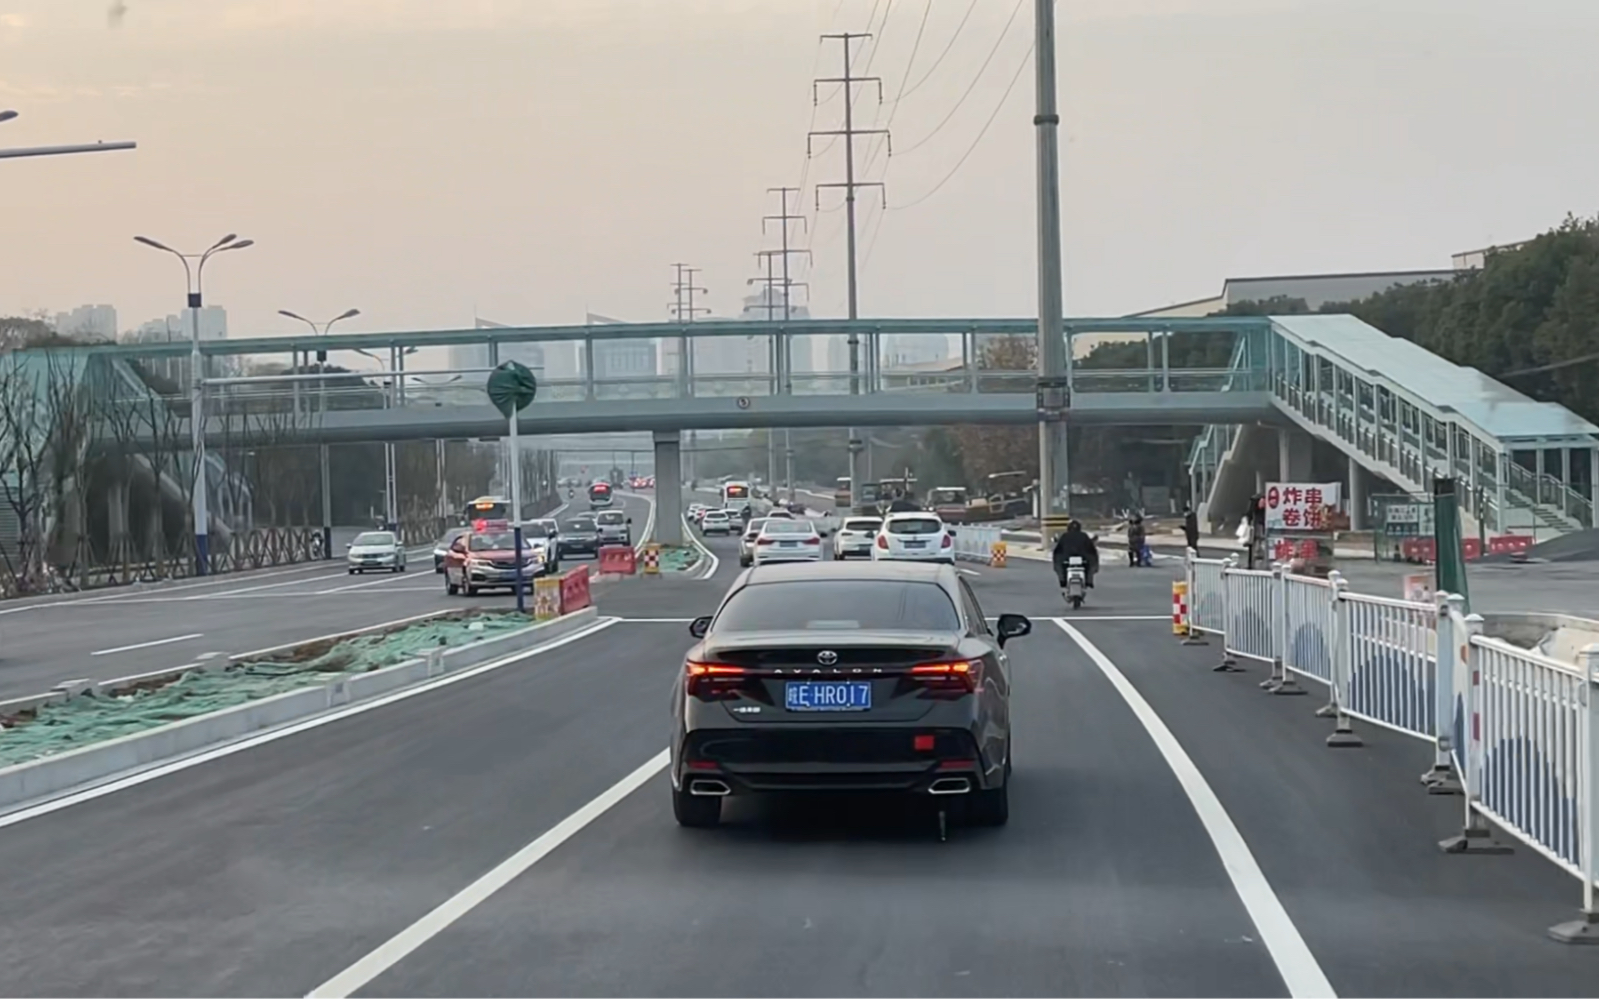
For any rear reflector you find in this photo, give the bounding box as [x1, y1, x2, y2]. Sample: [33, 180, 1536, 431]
[687, 760, 720, 770]
[913, 734, 935, 752]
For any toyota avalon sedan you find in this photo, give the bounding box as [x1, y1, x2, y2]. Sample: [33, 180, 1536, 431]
[670, 561, 1030, 828]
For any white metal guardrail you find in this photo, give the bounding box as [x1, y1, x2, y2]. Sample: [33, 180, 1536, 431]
[1186, 554, 1599, 942]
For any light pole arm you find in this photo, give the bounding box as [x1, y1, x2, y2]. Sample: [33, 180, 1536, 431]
[0, 141, 136, 160]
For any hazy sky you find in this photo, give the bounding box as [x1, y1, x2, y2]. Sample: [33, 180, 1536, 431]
[2, 0, 1596, 339]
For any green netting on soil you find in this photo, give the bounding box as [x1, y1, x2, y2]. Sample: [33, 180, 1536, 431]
[656, 546, 702, 572]
[0, 612, 532, 768]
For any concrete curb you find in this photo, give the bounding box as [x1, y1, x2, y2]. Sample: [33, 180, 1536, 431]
[0, 607, 599, 813]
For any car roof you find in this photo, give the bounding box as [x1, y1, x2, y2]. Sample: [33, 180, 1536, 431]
[744, 561, 954, 584]
[884, 510, 943, 521]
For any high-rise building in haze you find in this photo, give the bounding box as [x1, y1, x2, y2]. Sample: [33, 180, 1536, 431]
[53, 304, 117, 341]
[128, 306, 228, 343]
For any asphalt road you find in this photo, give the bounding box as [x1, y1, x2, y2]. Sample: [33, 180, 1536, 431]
[0, 515, 1594, 996]
[0, 494, 652, 701]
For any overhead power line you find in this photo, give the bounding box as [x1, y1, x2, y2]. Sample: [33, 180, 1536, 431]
[888, 0, 979, 103]
[889, 39, 1034, 211]
[893, 0, 1026, 157]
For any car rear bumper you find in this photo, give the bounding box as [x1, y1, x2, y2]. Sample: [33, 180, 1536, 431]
[675, 727, 995, 795]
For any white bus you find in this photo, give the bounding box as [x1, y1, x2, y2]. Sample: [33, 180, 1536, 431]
[720, 480, 751, 508]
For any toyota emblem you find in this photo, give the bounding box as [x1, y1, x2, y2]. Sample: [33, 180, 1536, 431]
[816, 650, 839, 666]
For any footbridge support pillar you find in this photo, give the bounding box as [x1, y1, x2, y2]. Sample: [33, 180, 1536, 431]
[653, 430, 683, 547]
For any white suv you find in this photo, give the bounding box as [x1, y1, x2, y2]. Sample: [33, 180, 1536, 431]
[870, 512, 953, 564]
[751, 518, 823, 565]
[700, 509, 733, 536]
[833, 516, 882, 560]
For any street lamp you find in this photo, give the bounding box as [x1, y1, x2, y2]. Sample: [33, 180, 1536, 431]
[279, 307, 360, 559]
[352, 345, 418, 532]
[0, 110, 17, 124]
[134, 233, 254, 575]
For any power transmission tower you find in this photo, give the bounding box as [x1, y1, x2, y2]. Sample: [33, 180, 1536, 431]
[753, 187, 811, 499]
[669, 263, 709, 482]
[811, 31, 890, 511]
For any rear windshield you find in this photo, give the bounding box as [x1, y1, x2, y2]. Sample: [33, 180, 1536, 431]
[843, 518, 881, 531]
[469, 531, 528, 551]
[597, 512, 625, 524]
[353, 532, 395, 546]
[564, 519, 596, 532]
[886, 517, 942, 535]
[715, 581, 961, 633]
[703, 511, 728, 519]
[744, 519, 768, 535]
[761, 520, 811, 535]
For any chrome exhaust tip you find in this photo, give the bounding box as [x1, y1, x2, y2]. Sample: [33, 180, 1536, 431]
[689, 779, 731, 797]
[928, 777, 971, 795]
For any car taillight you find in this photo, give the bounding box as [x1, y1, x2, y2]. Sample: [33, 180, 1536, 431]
[941, 533, 953, 548]
[876, 535, 888, 549]
[803, 536, 819, 545]
[909, 659, 981, 694]
[756, 537, 774, 546]
[685, 660, 747, 699]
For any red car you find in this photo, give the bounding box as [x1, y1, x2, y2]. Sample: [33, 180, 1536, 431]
[442, 520, 546, 596]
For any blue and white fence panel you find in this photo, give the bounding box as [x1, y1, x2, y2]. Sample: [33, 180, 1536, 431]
[1282, 574, 1335, 685]
[1223, 567, 1278, 663]
[1342, 592, 1437, 739]
[1187, 556, 1229, 635]
[952, 525, 1001, 564]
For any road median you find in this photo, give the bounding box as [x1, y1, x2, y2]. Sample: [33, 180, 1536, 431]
[0, 605, 600, 813]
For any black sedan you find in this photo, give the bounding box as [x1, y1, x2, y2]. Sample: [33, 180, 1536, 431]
[556, 516, 600, 559]
[670, 561, 1030, 828]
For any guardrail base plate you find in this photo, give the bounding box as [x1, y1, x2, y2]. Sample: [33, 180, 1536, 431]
[1438, 828, 1512, 855]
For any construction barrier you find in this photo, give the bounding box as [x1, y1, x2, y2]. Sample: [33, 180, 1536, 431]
[989, 541, 1007, 568]
[951, 525, 1003, 564]
[1185, 550, 1599, 940]
[642, 543, 660, 575]
[532, 576, 561, 620]
[558, 566, 592, 614]
[1171, 581, 1189, 636]
[597, 545, 637, 576]
[1488, 534, 1535, 556]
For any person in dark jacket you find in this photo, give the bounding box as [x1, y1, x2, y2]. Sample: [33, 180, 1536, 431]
[1052, 520, 1099, 588]
[1183, 505, 1200, 553]
[1126, 514, 1147, 568]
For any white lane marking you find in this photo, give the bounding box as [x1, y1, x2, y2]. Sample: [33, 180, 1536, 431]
[681, 513, 720, 579]
[90, 632, 204, 657]
[307, 749, 669, 998]
[959, 568, 981, 577]
[0, 617, 621, 830]
[1052, 620, 1336, 999]
[316, 571, 419, 595]
[1061, 615, 1170, 621]
[185, 570, 353, 598]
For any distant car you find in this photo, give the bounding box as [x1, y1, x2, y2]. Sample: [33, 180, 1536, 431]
[433, 526, 469, 572]
[701, 509, 733, 536]
[670, 561, 1032, 828]
[833, 516, 882, 560]
[764, 508, 796, 521]
[871, 512, 954, 565]
[347, 530, 405, 574]
[558, 517, 601, 560]
[595, 509, 632, 547]
[737, 518, 768, 568]
[523, 519, 561, 574]
[751, 518, 822, 565]
[442, 521, 546, 596]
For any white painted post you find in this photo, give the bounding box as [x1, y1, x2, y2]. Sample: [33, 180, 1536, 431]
[1422, 593, 1464, 792]
[1326, 573, 1362, 747]
[1214, 554, 1243, 672]
[1439, 613, 1509, 853]
[1548, 644, 1599, 942]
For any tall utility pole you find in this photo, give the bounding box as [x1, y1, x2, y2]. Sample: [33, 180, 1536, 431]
[763, 186, 809, 503]
[670, 264, 709, 483]
[812, 32, 890, 511]
[1033, 0, 1070, 540]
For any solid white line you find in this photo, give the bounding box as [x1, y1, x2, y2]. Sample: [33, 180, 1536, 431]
[1051, 620, 1336, 999]
[186, 570, 353, 598]
[0, 616, 621, 830]
[681, 513, 720, 579]
[307, 749, 669, 998]
[1061, 615, 1171, 621]
[959, 568, 981, 577]
[90, 632, 203, 657]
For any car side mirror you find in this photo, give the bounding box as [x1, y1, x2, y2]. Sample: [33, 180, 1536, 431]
[995, 613, 1032, 647]
[344, 543, 352, 550]
[688, 615, 712, 639]
[947, 528, 958, 537]
[628, 517, 633, 525]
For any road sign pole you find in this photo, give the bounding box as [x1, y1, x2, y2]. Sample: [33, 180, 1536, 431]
[487, 359, 538, 616]
[510, 411, 526, 614]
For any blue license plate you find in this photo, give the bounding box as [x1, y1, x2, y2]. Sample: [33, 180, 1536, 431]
[904, 540, 926, 548]
[785, 681, 872, 712]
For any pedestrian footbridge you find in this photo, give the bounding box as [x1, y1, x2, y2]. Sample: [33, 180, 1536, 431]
[18, 311, 1599, 541]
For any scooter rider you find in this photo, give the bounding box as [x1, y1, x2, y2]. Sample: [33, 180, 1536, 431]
[1052, 519, 1099, 588]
